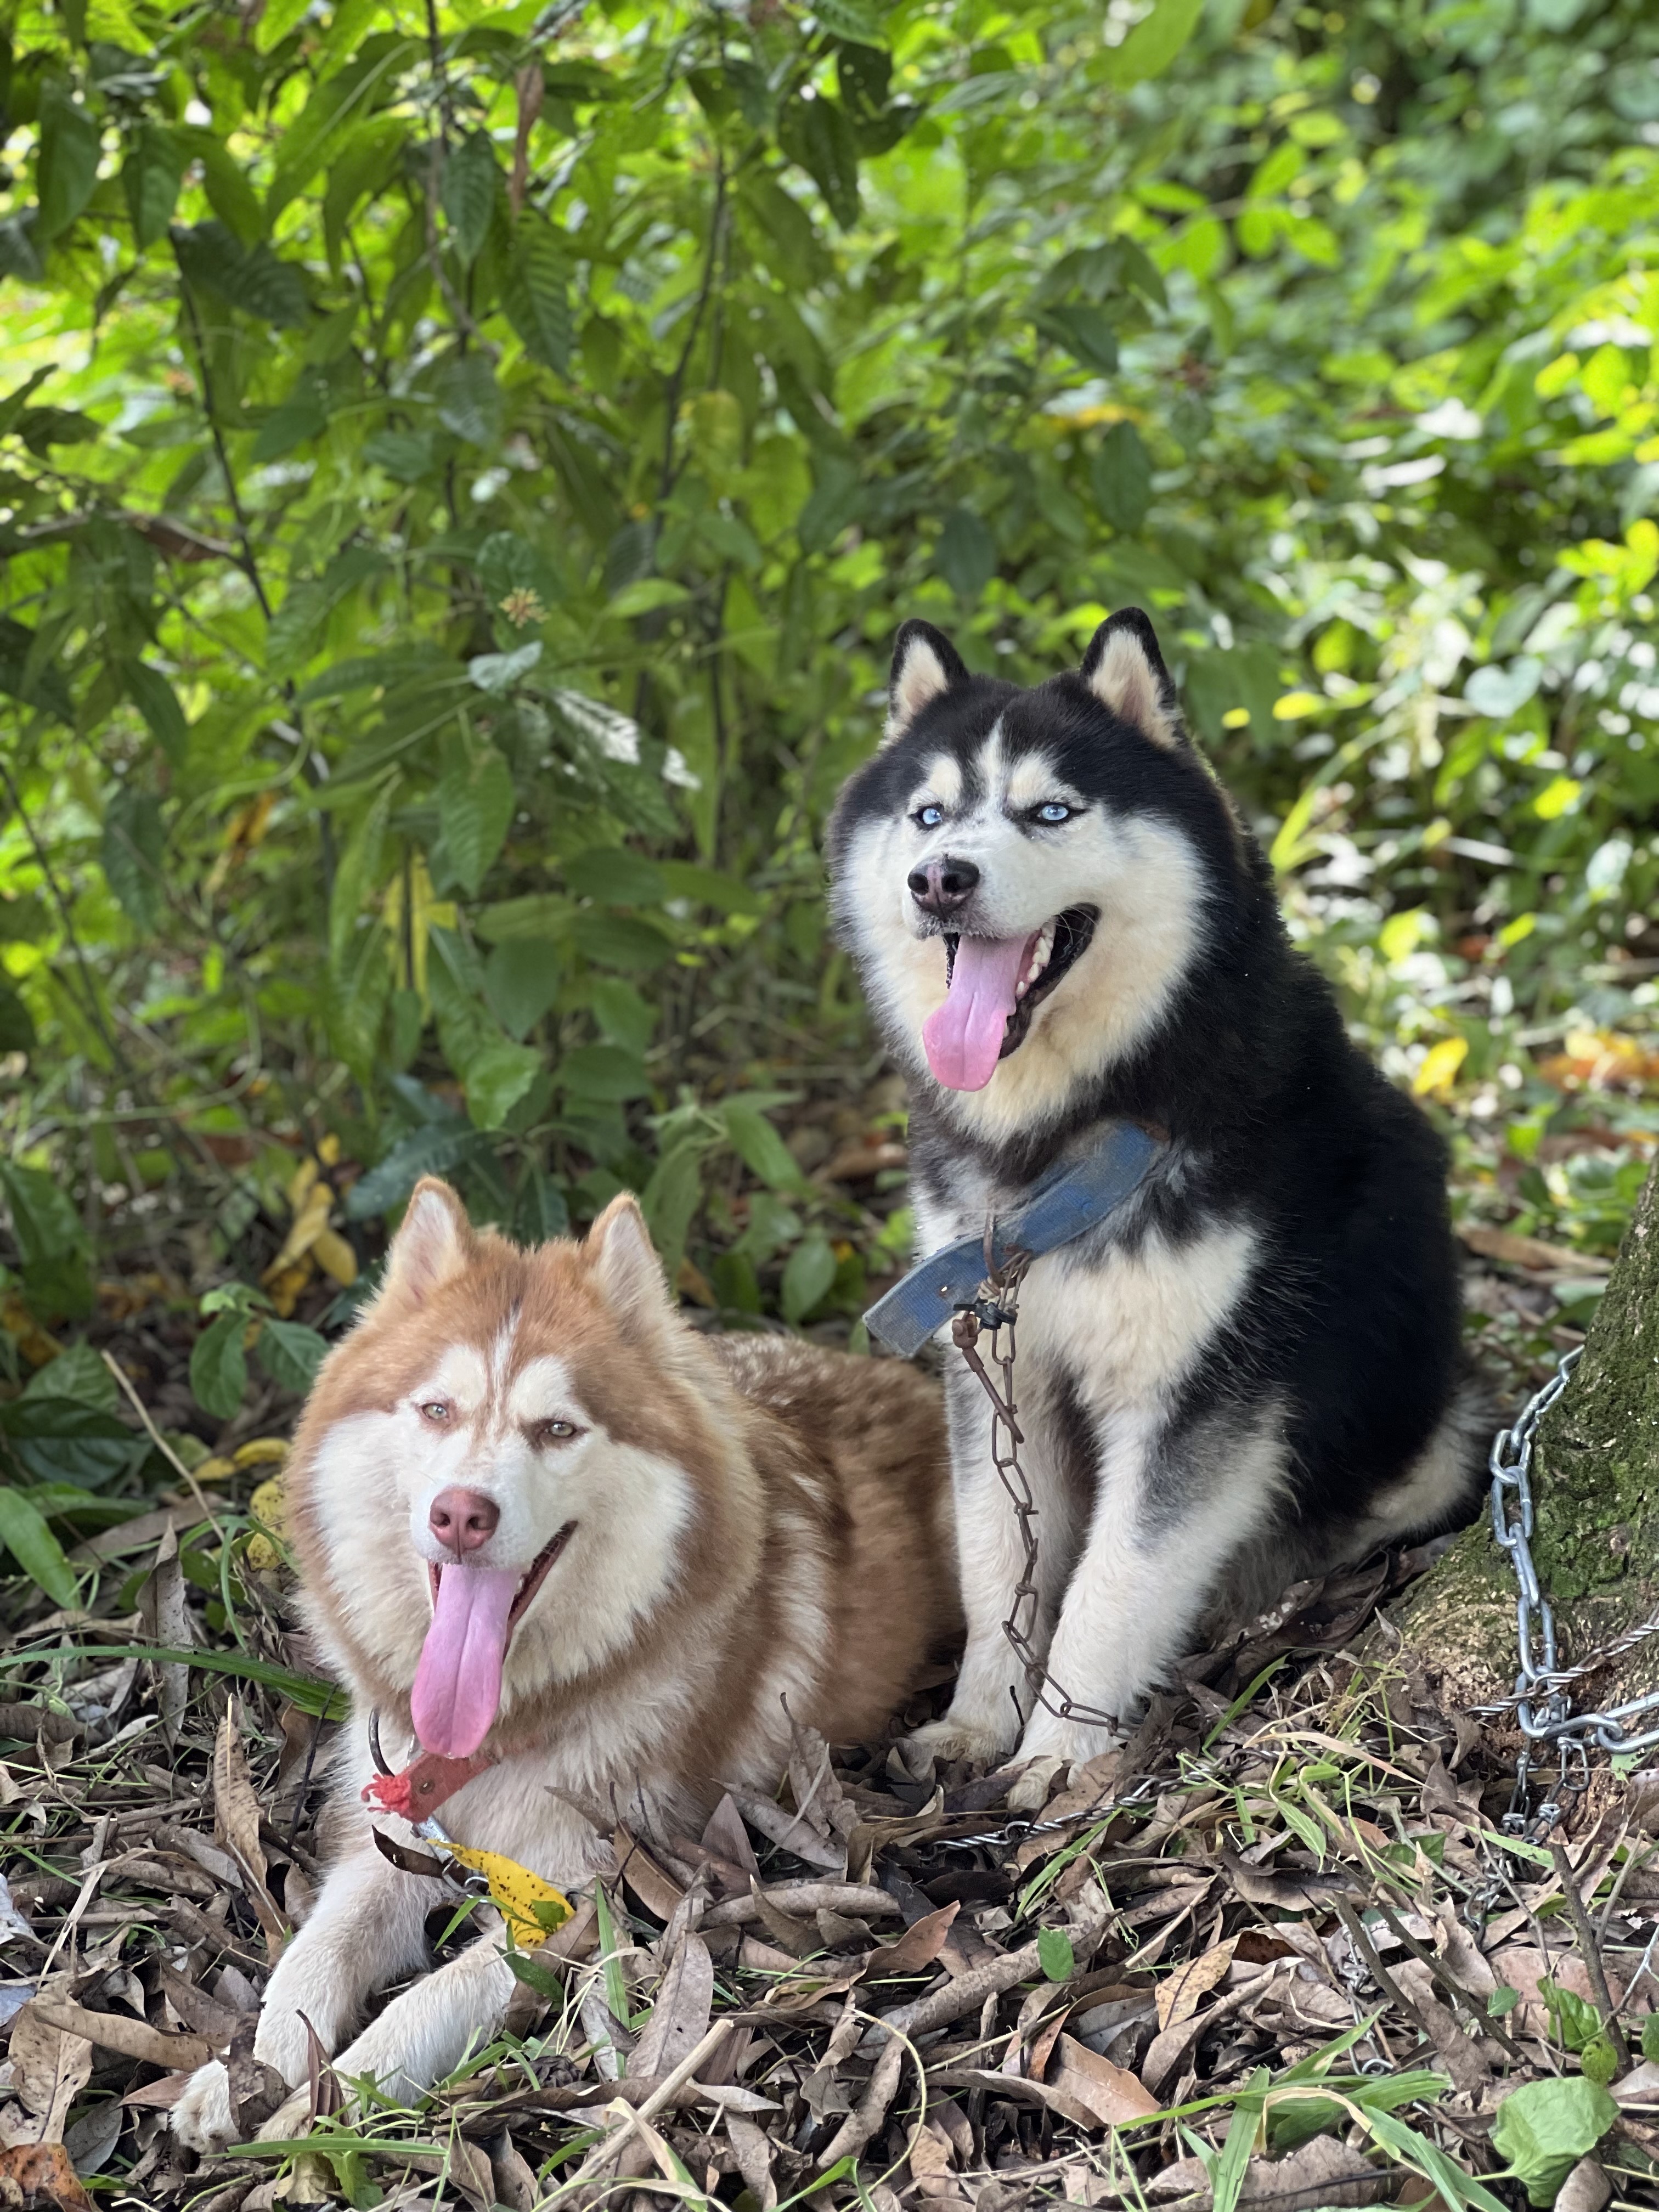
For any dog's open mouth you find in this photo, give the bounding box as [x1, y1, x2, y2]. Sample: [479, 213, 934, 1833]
[425, 1519, 576, 1630]
[411, 1521, 575, 1760]
[925, 906, 1098, 1091]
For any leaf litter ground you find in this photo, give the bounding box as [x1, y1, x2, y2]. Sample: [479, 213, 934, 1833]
[5, 1415, 1659, 2212]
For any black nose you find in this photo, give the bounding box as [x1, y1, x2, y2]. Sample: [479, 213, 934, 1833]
[908, 854, 980, 916]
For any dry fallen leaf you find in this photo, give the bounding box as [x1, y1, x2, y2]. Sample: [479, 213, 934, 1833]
[1155, 1937, 1237, 2031]
[212, 1697, 287, 1958]
[0, 2140, 96, 2210]
[1046, 2034, 1161, 2127]
[870, 1900, 960, 1978]
[630, 1932, 714, 2080]
[8, 1997, 93, 2145]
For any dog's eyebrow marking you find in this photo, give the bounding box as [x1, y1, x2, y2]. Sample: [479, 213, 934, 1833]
[421, 1344, 488, 1415]
[506, 1353, 582, 1427]
[914, 753, 963, 809]
[1004, 752, 1068, 811]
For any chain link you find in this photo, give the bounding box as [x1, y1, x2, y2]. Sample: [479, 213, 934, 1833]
[951, 1248, 1126, 1738]
[1483, 1347, 1659, 1836]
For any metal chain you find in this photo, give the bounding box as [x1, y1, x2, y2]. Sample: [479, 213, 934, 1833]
[1483, 1347, 1659, 1839]
[951, 1250, 1124, 1737]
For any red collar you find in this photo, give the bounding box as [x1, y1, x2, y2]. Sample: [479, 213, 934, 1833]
[362, 1720, 495, 1825]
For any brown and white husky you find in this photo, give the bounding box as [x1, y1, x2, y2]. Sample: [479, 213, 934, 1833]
[173, 1178, 956, 2151]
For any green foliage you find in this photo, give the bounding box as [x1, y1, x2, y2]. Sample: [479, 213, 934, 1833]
[0, 0, 1656, 1530]
[1036, 1925, 1075, 1982]
[1491, 2075, 1617, 2206]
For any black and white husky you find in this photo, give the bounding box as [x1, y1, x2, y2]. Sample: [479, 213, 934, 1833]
[827, 610, 1486, 1768]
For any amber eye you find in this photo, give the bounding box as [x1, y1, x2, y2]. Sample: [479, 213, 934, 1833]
[417, 1400, 452, 1424]
[534, 1418, 579, 1446]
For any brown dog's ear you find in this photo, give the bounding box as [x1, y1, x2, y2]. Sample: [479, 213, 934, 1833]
[884, 619, 968, 744]
[588, 1193, 670, 1330]
[382, 1177, 471, 1304]
[1080, 608, 1183, 750]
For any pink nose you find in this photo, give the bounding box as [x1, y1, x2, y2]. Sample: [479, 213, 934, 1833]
[428, 1488, 500, 1554]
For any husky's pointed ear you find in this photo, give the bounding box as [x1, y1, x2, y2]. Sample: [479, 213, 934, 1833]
[1081, 608, 1184, 751]
[383, 1177, 471, 1304]
[885, 619, 968, 744]
[588, 1193, 670, 1330]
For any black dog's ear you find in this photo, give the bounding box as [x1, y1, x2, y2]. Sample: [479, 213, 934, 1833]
[885, 619, 968, 744]
[1080, 608, 1183, 750]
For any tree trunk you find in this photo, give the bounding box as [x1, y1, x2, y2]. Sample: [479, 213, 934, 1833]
[1396, 1154, 1659, 1729]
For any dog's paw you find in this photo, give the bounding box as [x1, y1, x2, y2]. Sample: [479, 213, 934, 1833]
[170, 2061, 235, 2155]
[902, 1709, 1017, 1775]
[1016, 1711, 1125, 1770]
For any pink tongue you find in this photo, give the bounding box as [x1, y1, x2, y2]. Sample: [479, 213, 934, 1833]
[922, 934, 1035, 1091]
[411, 1566, 520, 1758]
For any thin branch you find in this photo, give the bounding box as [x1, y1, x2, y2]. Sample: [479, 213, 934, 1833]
[101, 1350, 227, 1548]
[1551, 1839, 1632, 2072]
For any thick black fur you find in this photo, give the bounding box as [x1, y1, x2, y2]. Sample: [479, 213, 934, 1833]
[828, 612, 1482, 1569]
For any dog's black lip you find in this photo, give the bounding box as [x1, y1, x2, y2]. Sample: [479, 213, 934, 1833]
[941, 905, 1099, 1058]
[426, 1520, 577, 1635]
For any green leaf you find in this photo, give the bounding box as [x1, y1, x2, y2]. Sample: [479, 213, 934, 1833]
[778, 94, 862, 229]
[814, 0, 887, 46]
[101, 787, 166, 934]
[720, 1101, 806, 1192]
[37, 82, 100, 240]
[484, 938, 562, 1041]
[0, 1487, 77, 1609]
[465, 1039, 544, 1128]
[0, 979, 36, 1053]
[467, 641, 543, 696]
[503, 215, 573, 374]
[190, 1310, 249, 1422]
[437, 749, 516, 896]
[362, 429, 435, 481]
[255, 1318, 329, 1395]
[934, 506, 998, 601]
[441, 131, 499, 264]
[1491, 2076, 1617, 2207]
[24, 1340, 117, 1412]
[173, 222, 308, 326]
[329, 784, 392, 971]
[118, 661, 187, 766]
[433, 351, 503, 445]
[564, 848, 665, 905]
[0, 1163, 91, 1307]
[1098, 0, 1206, 87]
[641, 1141, 706, 1279]
[1211, 2073, 1269, 2212]
[1539, 1975, 1602, 2055]
[1036, 1927, 1075, 1982]
[1092, 421, 1153, 535]
[571, 912, 674, 973]
[555, 1044, 651, 1102]
[1039, 302, 1120, 373]
[121, 121, 185, 249]
[512, 1164, 569, 1244]
[504, 1950, 565, 2000]
[345, 1123, 491, 1221]
[1644, 2015, 1659, 2063]
[0, 617, 73, 723]
[781, 1233, 837, 1324]
[0, 1398, 142, 1489]
[1488, 1985, 1521, 2018]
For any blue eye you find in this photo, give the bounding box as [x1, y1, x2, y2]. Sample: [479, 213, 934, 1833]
[1035, 803, 1073, 825]
[913, 804, 944, 829]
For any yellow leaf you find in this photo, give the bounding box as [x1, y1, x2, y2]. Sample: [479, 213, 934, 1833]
[442, 1842, 572, 1947]
[1533, 775, 1581, 820]
[263, 1183, 333, 1278]
[286, 1156, 320, 1213]
[311, 1227, 358, 1286]
[317, 1133, 341, 1167]
[1413, 1036, 1469, 1098]
[233, 1438, 289, 1468]
[193, 1454, 238, 1485]
[1272, 690, 1323, 720]
[245, 1473, 288, 1572]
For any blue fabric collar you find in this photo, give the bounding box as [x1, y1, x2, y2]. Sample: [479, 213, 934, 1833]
[863, 1119, 1166, 1357]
